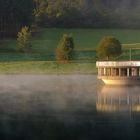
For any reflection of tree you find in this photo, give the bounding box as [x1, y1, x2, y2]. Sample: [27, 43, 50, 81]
[96, 86, 140, 112]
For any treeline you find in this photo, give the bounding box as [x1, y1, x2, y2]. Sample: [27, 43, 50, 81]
[1, 0, 140, 38]
[34, 0, 140, 28]
[34, 0, 115, 28]
[0, 0, 33, 38]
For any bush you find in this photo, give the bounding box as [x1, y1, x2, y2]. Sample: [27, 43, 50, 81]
[56, 34, 74, 62]
[96, 36, 122, 60]
[17, 26, 32, 52]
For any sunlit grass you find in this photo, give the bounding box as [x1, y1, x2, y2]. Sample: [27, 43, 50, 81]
[0, 61, 96, 74]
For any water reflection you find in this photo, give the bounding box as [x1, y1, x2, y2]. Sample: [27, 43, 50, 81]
[97, 85, 140, 112]
[0, 75, 140, 140]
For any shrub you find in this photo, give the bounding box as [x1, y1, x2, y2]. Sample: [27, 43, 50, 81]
[96, 36, 122, 60]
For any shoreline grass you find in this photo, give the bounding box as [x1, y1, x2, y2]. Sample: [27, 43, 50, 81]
[0, 61, 97, 74]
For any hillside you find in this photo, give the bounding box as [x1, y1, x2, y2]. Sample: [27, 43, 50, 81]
[0, 0, 140, 39]
[35, 0, 140, 28]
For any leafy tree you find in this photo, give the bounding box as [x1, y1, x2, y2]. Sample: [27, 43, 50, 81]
[56, 34, 74, 62]
[17, 26, 32, 52]
[96, 36, 122, 60]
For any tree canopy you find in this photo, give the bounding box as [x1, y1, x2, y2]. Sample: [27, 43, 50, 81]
[96, 36, 122, 60]
[34, 0, 140, 28]
[1, 0, 140, 38]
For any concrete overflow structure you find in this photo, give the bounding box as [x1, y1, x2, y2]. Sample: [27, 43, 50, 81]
[96, 61, 140, 85]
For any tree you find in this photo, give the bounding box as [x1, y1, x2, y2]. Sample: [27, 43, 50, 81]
[17, 26, 32, 52]
[56, 34, 74, 62]
[96, 36, 122, 60]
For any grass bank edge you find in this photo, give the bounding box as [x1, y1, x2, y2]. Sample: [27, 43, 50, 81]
[0, 61, 97, 74]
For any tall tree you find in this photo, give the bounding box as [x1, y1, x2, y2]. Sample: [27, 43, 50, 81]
[56, 34, 74, 62]
[17, 26, 32, 52]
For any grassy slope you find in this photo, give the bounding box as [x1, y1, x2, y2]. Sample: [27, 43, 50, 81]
[0, 28, 140, 74]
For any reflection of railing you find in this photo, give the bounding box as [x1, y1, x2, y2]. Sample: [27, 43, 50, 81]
[96, 86, 140, 112]
[97, 94, 140, 112]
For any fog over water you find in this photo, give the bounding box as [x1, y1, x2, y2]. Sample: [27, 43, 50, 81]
[0, 75, 140, 140]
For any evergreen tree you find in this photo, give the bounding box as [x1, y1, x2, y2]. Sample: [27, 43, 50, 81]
[17, 26, 32, 53]
[56, 34, 74, 62]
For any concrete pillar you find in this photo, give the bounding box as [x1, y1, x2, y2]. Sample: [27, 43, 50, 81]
[109, 68, 111, 76]
[98, 68, 101, 76]
[119, 68, 121, 77]
[111, 68, 113, 76]
[127, 68, 130, 77]
[104, 68, 106, 76]
[100, 68, 102, 76]
[102, 68, 104, 76]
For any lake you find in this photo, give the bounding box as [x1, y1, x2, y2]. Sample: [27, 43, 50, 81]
[0, 75, 140, 140]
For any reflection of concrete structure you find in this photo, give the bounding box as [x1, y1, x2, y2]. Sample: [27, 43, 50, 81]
[96, 86, 140, 112]
[96, 61, 140, 85]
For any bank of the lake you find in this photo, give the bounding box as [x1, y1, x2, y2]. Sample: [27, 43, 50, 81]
[0, 61, 96, 74]
[0, 28, 140, 74]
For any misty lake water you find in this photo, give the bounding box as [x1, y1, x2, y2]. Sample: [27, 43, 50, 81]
[0, 75, 140, 140]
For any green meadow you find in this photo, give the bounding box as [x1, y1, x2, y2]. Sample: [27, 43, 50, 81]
[2, 28, 140, 60]
[0, 28, 140, 74]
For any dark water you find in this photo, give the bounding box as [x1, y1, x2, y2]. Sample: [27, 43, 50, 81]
[0, 75, 140, 140]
